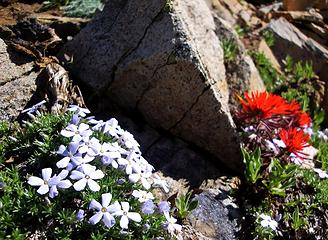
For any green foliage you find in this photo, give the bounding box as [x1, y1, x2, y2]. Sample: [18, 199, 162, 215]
[261, 30, 275, 47]
[317, 142, 328, 171]
[41, 0, 70, 10]
[62, 0, 104, 18]
[175, 191, 198, 220]
[263, 160, 297, 197]
[234, 24, 248, 37]
[250, 51, 284, 92]
[164, 0, 173, 12]
[290, 207, 306, 231]
[222, 38, 238, 62]
[242, 147, 262, 184]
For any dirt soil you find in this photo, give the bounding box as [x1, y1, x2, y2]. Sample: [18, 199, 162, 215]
[0, 0, 62, 26]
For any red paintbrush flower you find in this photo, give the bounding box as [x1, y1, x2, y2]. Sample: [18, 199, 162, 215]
[237, 92, 296, 120]
[278, 127, 310, 159]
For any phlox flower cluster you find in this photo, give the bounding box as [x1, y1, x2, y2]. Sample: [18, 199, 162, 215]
[27, 105, 181, 237]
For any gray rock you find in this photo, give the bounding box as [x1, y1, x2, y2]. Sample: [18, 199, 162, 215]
[187, 192, 240, 240]
[266, 17, 328, 117]
[60, 0, 244, 171]
[0, 38, 38, 120]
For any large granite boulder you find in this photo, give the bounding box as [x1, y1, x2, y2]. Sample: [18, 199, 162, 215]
[59, 0, 265, 171]
[0, 38, 38, 120]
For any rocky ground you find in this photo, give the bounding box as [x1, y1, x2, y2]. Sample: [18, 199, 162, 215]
[0, 0, 327, 239]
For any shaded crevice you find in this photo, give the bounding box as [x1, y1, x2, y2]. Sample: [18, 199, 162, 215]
[167, 84, 211, 132]
[0, 68, 36, 87]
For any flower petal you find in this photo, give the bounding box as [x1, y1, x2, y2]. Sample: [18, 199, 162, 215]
[37, 184, 49, 195]
[107, 201, 121, 214]
[56, 157, 70, 168]
[81, 164, 95, 175]
[128, 174, 139, 183]
[121, 202, 130, 212]
[28, 176, 44, 186]
[73, 178, 87, 191]
[41, 168, 52, 181]
[102, 193, 112, 207]
[89, 170, 104, 180]
[57, 180, 72, 189]
[127, 212, 141, 222]
[87, 179, 100, 192]
[49, 186, 59, 198]
[89, 200, 102, 211]
[89, 212, 103, 225]
[60, 129, 75, 138]
[120, 215, 129, 229]
[103, 212, 116, 228]
[70, 170, 85, 180]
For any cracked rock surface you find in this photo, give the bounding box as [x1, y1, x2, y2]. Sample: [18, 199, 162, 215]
[59, 0, 257, 171]
[0, 38, 38, 120]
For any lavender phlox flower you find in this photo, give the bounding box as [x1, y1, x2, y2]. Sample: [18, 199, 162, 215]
[70, 114, 80, 125]
[313, 168, 328, 179]
[152, 174, 169, 193]
[76, 209, 85, 221]
[70, 164, 104, 191]
[118, 131, 140, 150]
[143, 223, 151, 232]
[111, 201, 142, 229]
[135, 156, 154, 173]
[89, 119, 104, 131]
[117, 151, 138, 175]
[28, 168, 71, 198]
[89, 193, 116, 228]
[67, 105, 90, 117]
[89, 142, 123, 168]
[265, 139, 286, 155]
[60, 123, 92, 142]
[303, 126, 314, 136]
[242, 125, 255, 132]
[132, 190, 154, 203]
[318, 130, 328, 141]
[259, 214, 278, 231]
[100, 118, 123, 138]
[141, 200, 155, 215]
[162, 211, 182, 235]
[158, 201, 171, 213]
[56, 142, 83, 168]
[21, 100, 47, 114]
[78, 136, 100, 155]
[129, 164, 152, 189]
[49, 170, 72, 198]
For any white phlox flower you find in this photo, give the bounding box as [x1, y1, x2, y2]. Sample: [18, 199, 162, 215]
[100, 118, 123, 138]
[89, 193, 116, 228]
[67, 105, 90, 117]
[28, 168, 72, 198]
[56, 142, 84, 168]
[163, 211, 182, 235]
[60, 123, 92, 142]
[260, 214, 278, 231]
[111, 201, 142, 229]
[119, 131, 140, 150]
[129, 164, 152, 189]
[132, 190, 154, 203]
[313, 168, 328, 179]
[70, 164, 104, 191]
[152, 174, 169, 193]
